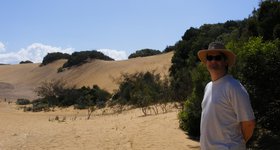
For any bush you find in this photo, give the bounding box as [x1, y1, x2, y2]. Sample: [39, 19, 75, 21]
[163, 45, 175, 53]
[75, 85, 111, 109]
[112, 71, 171, 113]
[178, 63, 209, 137]
[16, 99, 31, 105]
[32, 79, 111, 111]
[31, 98, 49, 112]
[235, 37, 280, 133]
[19, 60, 33, 64]
[92, 85, 111, 108]
[128, 49, 161, 59]
[62, 50, 114, 68]
[41, 52, 70, 66]
[226, 37, 280, 149]
[36, 79, 69, 96]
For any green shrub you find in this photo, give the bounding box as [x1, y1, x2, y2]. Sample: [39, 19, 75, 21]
[74, 85, 111, 109]
[128, 49, 161, 59]
[62, 50, 114, 68]
[178, 63, 209, 137]
[31, 98, 49, 112]
[92, 85, 111, 108]
[41, 52, 70, 66]
[112, 71, 170, 111]
[33, 80, 111, 111]
[16, 99, 31, 105]
[19, 60, 33, 64]
[232, 37, 280, 133]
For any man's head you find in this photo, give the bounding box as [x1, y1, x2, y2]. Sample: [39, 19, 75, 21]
[197, 42, 236, 67]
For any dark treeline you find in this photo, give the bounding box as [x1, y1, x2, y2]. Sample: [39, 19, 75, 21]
[41, 50, 114, 69]
[19, 60, 33, 64]
[20, 71, 171, 117]
[19, 80, 111, 112]
[128, 49, 162, 59]
[62, 51, 114, 68]
[41, 52, 71, 66]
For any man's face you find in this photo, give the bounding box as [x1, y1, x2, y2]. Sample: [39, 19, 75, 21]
[206, 51, 228, 72]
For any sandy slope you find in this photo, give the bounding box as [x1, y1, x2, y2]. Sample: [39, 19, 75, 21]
[0, 102, 199, 150]
[0, 52, 200, 149]
[0, 52, 173, 100]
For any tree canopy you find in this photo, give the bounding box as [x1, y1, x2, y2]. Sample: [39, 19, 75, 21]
[128, 49, 161, 59]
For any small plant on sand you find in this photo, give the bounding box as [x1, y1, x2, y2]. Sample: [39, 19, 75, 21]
[87, 106, 95, 120]
[16, 99, 31, 105]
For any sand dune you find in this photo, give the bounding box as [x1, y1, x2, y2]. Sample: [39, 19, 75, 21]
[0, 52, 200, 149]
[0, 102, 200, 150]
[0, 52, 173, 100]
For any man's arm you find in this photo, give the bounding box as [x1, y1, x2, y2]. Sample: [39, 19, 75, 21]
[240, 120, 255, 142]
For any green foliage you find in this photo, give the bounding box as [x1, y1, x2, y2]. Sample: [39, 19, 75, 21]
[35, 80, 67, 98]
[62, 50, 114, 68]
[31, 98, 49, 112]
[273, 24, 280, 39]
[128, 49, 161, 59]
[178, 64, 209, 137]
[257, 0, 280, 40]
[75, 85, 111, 109]
[19, 60, 33, 64]
[163, 45, 175, 53]
[16, 99, 31, 105]
[112, 71, 171, 109]
[169, 23, 236, 102]
[228, 37, 280, 149]
[32, 80, 111, 111]
[238, 37, 280, 134]
[40, 51, 114, 70]
[41, 52, 70, 66]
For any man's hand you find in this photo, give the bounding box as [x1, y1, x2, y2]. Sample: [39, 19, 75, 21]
[240, 120, 255, 142]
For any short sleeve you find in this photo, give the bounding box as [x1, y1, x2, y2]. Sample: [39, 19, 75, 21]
[229, 83, 255, 122]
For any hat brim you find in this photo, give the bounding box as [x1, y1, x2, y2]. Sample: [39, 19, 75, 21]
[197, 49, 236, 66]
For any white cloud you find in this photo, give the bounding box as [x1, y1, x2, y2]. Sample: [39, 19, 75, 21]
[0, 52, 19, 64]
[97, 49, 127, 60]
[0, 42, 6, 53]
[0, 43, 128, 64]
[0, 43, 75, 64]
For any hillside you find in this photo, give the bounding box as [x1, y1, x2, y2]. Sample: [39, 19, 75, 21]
[0, 52, 173, 100]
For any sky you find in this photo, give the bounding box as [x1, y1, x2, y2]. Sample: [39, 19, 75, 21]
[0, 0, 260, 64]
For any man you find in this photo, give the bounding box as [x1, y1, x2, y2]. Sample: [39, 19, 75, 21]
[197, 42, 255, 150]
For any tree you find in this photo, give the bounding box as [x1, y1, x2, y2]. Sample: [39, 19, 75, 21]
[237, 37, 280, 133]
[257, 0, 280, 40]
[62, 50, 114, 68]
[179, 63, 209, 137]
[273, 24, 280, 39]
[41, 52, 70, 66]
[112, 71, 170, 115]
[34, 79, 69, 107]
[128, 49, 161, 59]
[19, 60, 33, 64]
[228, 37, 280, 149]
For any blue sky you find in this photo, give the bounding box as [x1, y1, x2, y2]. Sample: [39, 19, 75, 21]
[0, 0, 259, 64]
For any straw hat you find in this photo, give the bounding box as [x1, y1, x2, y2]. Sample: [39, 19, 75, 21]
[197, 42, 236, 67]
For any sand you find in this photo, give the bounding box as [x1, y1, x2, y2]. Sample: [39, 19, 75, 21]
[0, 52, 200, 149]
[0, 52, 173, 100]
[0, 101, 200, 150]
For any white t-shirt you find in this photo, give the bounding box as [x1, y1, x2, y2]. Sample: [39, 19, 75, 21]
[200, 75, 255, 150]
